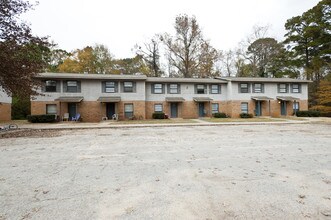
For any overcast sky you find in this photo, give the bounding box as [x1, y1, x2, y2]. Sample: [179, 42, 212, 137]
[23, 0, 320, 58]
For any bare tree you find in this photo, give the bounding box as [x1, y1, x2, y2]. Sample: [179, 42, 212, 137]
[134, 36, 163, 77]
[161, 14, 219, 78]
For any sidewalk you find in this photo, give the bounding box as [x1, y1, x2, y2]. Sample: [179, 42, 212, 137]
[13, 117, 328, 130]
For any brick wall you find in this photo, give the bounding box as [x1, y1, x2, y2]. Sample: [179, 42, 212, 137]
[0, 103, 11, 121]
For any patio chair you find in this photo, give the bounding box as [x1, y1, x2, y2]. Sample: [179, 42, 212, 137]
[63, 113, 69, 121]
[72, 113, 81, 121]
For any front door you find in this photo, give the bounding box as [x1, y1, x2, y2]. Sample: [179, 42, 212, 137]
[68, 103, 77, 120]
[255, 101, 262, 116]
[198, 102, 205, 117]
[281, 101, 287, 116]
[106, 103, 115, 119]
[170, 103, 178, 118]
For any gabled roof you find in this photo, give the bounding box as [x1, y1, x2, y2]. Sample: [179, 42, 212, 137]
[217, 77, 312, 83]
[35, 73, 147, 80]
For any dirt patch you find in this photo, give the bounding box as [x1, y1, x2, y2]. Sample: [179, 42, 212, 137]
[0, 129, 62, 139]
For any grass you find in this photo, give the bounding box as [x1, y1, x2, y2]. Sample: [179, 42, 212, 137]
[203, 117, 285, 123]
[111, 119, 197, 124]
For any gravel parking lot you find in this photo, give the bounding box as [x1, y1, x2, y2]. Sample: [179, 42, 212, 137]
[0, 123, 331, 219]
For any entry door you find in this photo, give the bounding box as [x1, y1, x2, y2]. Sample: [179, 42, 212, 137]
[170, 103, 178, 118]
[255, 101, 262, 116]
[198, 102, 205, 117]
[281, 101, 287, 116]
[106, 103, 115, 119]
[68, 103, 77, 119]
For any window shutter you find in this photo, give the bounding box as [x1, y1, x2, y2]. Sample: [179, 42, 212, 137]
[115, 82, 118, 93]
[41, 81, 46, 92]
[209, 84, 212, 94]
[238, 83, 241, 93]
[77, 81, 81, 93]
[162, 84, 165, 94]
[299, 84, 301, 93]
[101, 81, 105, 93]
[248, 83, 251, 93]
[167, 84, 170, 94]
[56, 81, 60, 92]
[277, 84, 280, 93]
[63, 81, 67, 92]
[286, 84, 289, 93]
[133, 82, 136, 93]
[194, 84, 197, 94]
[219, 85, 221, 94]
[178, 84, 181, 94]
[204, 84, 207, 94]
[151, 84, 155, 94]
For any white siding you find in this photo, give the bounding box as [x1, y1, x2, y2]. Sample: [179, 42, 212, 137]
[146, 83, 227, 101]
[231, 82, 308, 100]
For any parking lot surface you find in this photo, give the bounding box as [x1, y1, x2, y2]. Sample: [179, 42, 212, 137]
[0, 123, 330, 219]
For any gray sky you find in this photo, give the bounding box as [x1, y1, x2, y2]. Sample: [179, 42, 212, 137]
[23, 0, 320, 58]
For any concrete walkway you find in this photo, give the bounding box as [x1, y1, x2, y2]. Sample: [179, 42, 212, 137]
[10, 117, 329, 131]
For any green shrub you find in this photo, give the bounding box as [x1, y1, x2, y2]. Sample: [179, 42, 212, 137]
[27, 114, 58, 123]
[213, 112, 227, 118]
[152, 112, 166, 119]
[296, 111, 320, 117]
[240, 113, 253, 118]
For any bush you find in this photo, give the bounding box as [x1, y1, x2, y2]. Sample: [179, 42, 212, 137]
[240, 113, 253, 118]
[152, 112, 166, 119]
[27, 114, 58, 123]
[213, 112, 227, 118]
[295, 111, 320, 117]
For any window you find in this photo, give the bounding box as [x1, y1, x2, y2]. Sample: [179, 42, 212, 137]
[123, 82, 133, 92]
[124, 104, 134, 118]
[293, 102, 300, 111]
[196, 84, 205, 94]
[278, 83, 288, 93]
[292, 84, 300, 93]
[154, 104, 163, 112]
[211, 85, 220, 94]
[212, 103, 219, 114]
[253, 83, 263, 93]
[45, 80, 57, 92]
[105, 82, 116, 93]
[66, 81, 78, 93]
[153, 84, 163, 94]
[241, 102, 248, 113]
[169, 84, 179, 94]
[240, 83, 249, 93]
[46, 104, 57, 114]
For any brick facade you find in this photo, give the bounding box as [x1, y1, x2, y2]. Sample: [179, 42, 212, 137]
[0, 103, 11, 121]
[30, 73, 311, 121]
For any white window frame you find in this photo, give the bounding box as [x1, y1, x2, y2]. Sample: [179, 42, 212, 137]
[153, 84, 163, 94]
[211, 85, 220, 94]
[279, 83, 287, 93]
[105, 82, 116, 93]
[46, 104, 57, 114]
[253, 83, 262, 93]
[124, 103, 134, 118]
[196, 84, 205, 94]
[241, 102, 248, 114]
[292, 84, 300, 93]
[169, 84, 178, 94]
[212, 103, 219, 114]
[154, 104, 163, 113]
[67, 81, 78, 93]
[123, 82, 133, 92]
[240, 83, 249, 93]
[45, 80, 57, 92]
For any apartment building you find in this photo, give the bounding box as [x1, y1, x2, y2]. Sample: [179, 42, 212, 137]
[0, 88, 12, 121]
[31, 73, 310, 122]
